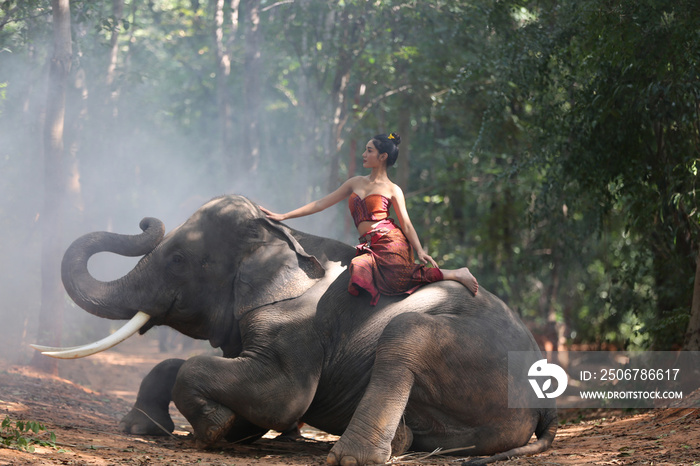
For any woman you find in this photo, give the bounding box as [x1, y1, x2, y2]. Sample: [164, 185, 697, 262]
[260, 133, 478, 305]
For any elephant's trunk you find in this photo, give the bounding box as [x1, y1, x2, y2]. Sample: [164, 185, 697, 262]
[61, 217, 165, 320]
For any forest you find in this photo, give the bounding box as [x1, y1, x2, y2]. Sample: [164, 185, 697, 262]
[0, 0, 698, 371]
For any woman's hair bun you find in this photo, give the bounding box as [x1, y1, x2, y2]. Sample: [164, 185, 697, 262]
[372, 132, 401, 167]
[388, 132, 401, 146]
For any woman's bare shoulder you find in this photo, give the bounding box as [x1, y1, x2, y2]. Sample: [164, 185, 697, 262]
[389, 182, 405, 199]
[344, 176, 369, 190]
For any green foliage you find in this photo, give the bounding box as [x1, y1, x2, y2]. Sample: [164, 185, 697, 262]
[0, 81, 6, 113]
[0, 0, 697, 350]
[0, 417, 59, 453]
[452, 0, 700, 349]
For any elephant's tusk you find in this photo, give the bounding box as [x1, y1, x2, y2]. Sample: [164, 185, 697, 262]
[29, 344, 86, 353]
[30, 311, 151, 359]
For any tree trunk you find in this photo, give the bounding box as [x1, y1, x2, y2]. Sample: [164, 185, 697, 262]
[684, 248, 700, 350]
[31, 0, 72, 375]
[105, 0, 124, 89]
[123, 0, 139, 71]
[541, 257, 566, 364]
[326, 67, 350, 193]
[396, 103, 411, 190]
[242, 0, 261, 176]
[214, 0, 239, 179]
[104, 0, 124, 125]
[325, 9, 357, 194]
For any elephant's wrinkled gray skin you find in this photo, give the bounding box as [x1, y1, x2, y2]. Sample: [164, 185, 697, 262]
[61, 195, 557, 465]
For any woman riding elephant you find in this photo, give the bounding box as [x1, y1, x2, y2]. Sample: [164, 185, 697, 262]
[261, 132, 479, 305]
[37, 136, 556, 464]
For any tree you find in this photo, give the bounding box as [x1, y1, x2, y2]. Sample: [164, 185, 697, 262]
[478, 0, 700, 349]
[241, 0, 261, 175]
[3, 0, 695, 355]
[31, 0, 72, 374]
[687, 250, 700, 349]
[214, 0, 238, 178]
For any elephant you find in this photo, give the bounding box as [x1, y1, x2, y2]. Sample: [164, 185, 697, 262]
[37, 194, 557, 465]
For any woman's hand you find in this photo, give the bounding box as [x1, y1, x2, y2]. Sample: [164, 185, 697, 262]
[259, 206, 286, 222]
[417, 251, 439, 269]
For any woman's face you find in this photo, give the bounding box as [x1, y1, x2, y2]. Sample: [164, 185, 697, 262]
[362, 140, 386, 168]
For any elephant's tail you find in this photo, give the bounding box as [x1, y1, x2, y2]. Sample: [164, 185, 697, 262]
[462, 408, 558, 465]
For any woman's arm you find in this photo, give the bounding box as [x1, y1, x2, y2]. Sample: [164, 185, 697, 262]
[390, 186, 439, 268]
[260, 178, 357, 222]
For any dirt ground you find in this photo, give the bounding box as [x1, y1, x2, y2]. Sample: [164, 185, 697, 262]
[1, 335, 699, 466]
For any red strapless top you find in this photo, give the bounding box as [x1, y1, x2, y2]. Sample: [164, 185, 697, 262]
[349, 193, 391, 227]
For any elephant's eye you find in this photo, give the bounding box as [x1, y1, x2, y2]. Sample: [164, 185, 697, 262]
[171, 253, 185, 264]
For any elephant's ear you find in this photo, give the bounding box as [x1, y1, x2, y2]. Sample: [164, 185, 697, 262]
[233, 218, 325, 318]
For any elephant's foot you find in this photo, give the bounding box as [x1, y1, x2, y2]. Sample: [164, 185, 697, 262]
[327, 423, 412, 465]
[327, 434, 391, 466]
[190, 402, 237, 449]
[275, 422, 304, 442]
[119, 406, 174, 435]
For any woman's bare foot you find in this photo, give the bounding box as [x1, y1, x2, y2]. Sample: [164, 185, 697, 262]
[443, 268, 479, 295]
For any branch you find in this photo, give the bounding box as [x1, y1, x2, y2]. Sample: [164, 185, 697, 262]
[0, 7, 51, 30]
[355, 84, 412, 120]
[262, 0, 294, 13]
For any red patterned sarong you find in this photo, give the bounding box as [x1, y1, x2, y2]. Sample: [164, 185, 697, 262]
[348, 219, 444, 306]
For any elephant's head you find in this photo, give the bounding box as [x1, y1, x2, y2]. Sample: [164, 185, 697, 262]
[36, 195, 325, 358]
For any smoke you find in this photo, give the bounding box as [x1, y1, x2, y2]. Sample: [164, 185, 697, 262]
[0, 9, 357, 366]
